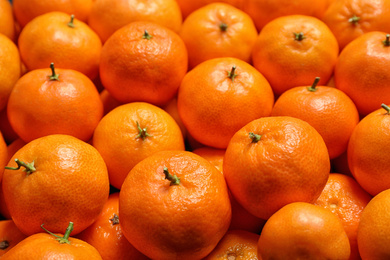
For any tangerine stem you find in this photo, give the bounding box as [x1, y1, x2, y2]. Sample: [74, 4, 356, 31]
[48, 63, 60, 81]
[163, 167, 180, 186]
[348, 15, 360, 25]
[382, 34, 390, 47]
[142, 30, 152, 40]
[227, 66, 237, 82]
[67, 14, 75, 28]
[62, 222, 73, 241]
[135, 121, 152, 140]
[294, 32, 306, 41]
[0, 240, 9, 250]
[307, 77, 321, 92]
[5, 159, 36, 175]
[219, 22, 228, 32]
[249, 132, 261, 143]
[41, 222, 73, 245]
[381, 103, 390, 114]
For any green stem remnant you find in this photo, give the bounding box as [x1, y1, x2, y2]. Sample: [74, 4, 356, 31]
[0, 240, 9, 250]
[294, 32, 306, 41]
[381, 103, 390, 114]
[41, 222, 74, 245]
[135, 121, 152, 140]
[307, 77, 321, 92]
[163, 167, 180, 186]
[348, 15, 360, 25]
[48, 63, 60, 81]
[382, 34, 390, 47]
[142, 30, 152, 40]
[67, 14, 75, 28]
[219, 22, 228, 32]
[5, 159, 36, 175]
[249, 132, 261, 143]
[227, 66, 238, 82]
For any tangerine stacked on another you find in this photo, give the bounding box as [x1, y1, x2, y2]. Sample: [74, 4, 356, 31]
[258, 202, 351, 259]
[76, 193, 149, 260]
[179, 2, 258, 69]
[88, 0, 183, 43]
[92, 102, 185, 189]
[175, 0, 243, 19]
[2, 134, 110, 236]
[0, 33, 21, 112]
[251, 14, 339, 97]
[0, 0, 15, 41]
[348, 104, 390, 196]
[241, 0, 328, 31]
[192, 146, 266, 234]
[177, 57, 274, 149]
[204, 230, 259, 260]
[1, 222, 103, 259]
[271, 77, 360, 159]
[119, 150, 232, 260]
[12, 0, 93, 28]
[223, 116, 330, 220]
[99, 21, 188, 106]
[334, 31, 390, 116]
[0, 220, 27, 256]
[322, 0, 390, 50]
[18, 11, 102, 80]
[7, 64, 103, 143]
[357, 188, 390, 259]
[314, 173, 372, 260]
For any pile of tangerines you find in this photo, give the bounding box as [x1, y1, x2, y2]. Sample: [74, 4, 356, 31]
[1, 0, 390, 259]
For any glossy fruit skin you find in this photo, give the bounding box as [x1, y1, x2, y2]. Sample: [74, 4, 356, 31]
[88, 0, 182, 43]
[1, 232, 103, 259]
[192, 147, 266, 234]
[251, 15, 339, 96]
[0, 131, 7, 182]
[0, 34, 21, 112]
[119, 150, 232, 260]
[99, 89, 123, 116]
[76, 193, 149, 260]
[162, 98, 187, 139]
[314, 173, 372, 260]
[177, 57, 274, 149]
[175, 0, 243, 19]
[18, 11, 102, 80]
[271, 84, 360, 159]
[334, 31, 390, 116]
[241, 0, 328, 31]
[223, 116, 330, 220]
[2, 134, 110, 236]
[258, 202, 351, 260]
[7, 67, 103, 143]
[347, 105, 390, 196]
[0, 0, 15, 41]
[322, 0, 390, 50]
[99, 21, 188, 106]
[0, 138, 26, 219]
[12, 0, 92, 28]
[357, 188, 390, 260]
[203, 230, 259, 260]
[179, 2, 258, 69]
[92, 102, 185, 189]
[0, 220, 27, 256]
